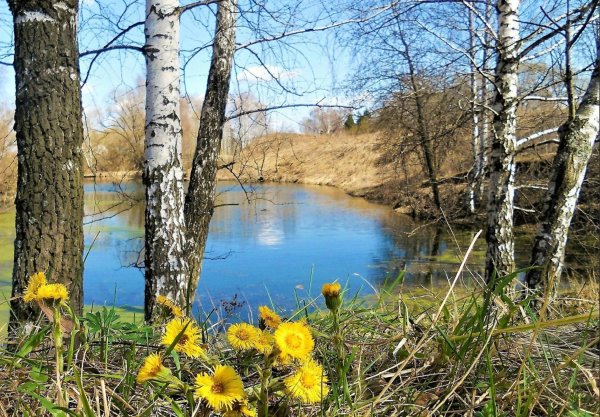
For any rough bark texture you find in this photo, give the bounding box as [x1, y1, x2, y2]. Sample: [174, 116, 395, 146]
[525, 42, 599, 295]
[184, 0, 237, 301]
[8, 0, 85, 327]
[143, 0, 188, 320]
[485, 0, 520, 281]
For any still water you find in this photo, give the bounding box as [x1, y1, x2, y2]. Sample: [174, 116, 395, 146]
[1, 180, 537, 314]
[81, 180, 493, 312]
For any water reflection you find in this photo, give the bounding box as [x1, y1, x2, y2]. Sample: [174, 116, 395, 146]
[80, 180, 491, 311]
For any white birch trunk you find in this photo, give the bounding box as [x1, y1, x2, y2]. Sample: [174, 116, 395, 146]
[143, 0, 188, 320]
[468, 7, 481, 214]
[525, 40, 600, 295]
[485, 0, 520, 281]
[478, 0, 493, 203]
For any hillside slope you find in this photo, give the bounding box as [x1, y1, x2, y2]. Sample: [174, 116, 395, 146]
[218, 133, 395, 195]
[217, 132, 473, 217]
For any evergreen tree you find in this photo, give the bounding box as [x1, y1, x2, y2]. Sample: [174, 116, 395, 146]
[344, 114, 356, 130]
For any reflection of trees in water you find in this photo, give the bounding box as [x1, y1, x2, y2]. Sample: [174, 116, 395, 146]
[82, 180, 488, 295]
[366, 215, 487, 289]
[117, 236, 144, 270]
[209, 184, 300, 242]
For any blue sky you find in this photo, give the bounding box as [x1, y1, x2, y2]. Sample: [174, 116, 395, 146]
[0, 0, 355, 131]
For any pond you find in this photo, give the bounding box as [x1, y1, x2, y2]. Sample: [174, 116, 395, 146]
[0, 180, 554, 318]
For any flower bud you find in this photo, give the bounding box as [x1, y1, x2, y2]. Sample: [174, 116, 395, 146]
[321, 282, 342, 311]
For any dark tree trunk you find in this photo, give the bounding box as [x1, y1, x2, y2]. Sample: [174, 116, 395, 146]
[525, 42, 599, 296]
[8, 0, 84, 327]
[400, 34, 442, 213]
[184, 0, 238, 300]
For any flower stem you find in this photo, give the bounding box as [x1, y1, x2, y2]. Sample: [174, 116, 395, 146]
[332, 308, 351, 402]
[53, 305, 65, 407]
[258, 353, 275, 417]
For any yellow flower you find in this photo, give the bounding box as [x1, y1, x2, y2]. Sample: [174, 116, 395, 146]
[195, 365, 246, 411]
[251, 330, 274, 355]
[23, 272, 47, 303]
[222, 400, 256, 417]
[227, 323, 260, 351]
[156, 294, 183, 317]
[258, 305, 282, 329]
[136, 354, 171, 384]
[321, 282, 341, 298]
[274, 321, 314, 360]
[35, 283, 69, 303]
[284, 360, 329, 403]
[321, 282, 342, 311]
[162, 318, 205, 358]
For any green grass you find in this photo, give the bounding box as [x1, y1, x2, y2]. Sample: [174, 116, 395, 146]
[0, 272, 597, 416]
[0, 211, 15, 267]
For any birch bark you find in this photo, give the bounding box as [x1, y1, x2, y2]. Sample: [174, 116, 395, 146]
[485, 0, 520, 281]
[143, 0, 188, 320]
[525, 40, 599, 295]
[467, 8, 482, 214]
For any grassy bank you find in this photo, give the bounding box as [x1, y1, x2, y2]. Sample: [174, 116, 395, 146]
[0, 257, 598, 416]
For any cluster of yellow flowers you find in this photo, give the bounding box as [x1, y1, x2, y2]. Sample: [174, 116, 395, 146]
[137, 303, 251, 415]
[23, 272, 69, 304]
[227, 306, 329, 404]
[136, 298, 330, 415]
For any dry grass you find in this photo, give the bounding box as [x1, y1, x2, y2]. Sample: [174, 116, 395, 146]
[217, 132, 395, 195]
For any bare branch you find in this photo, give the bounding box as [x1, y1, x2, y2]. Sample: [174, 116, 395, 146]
[522, 95, 577, 102]
[226, 102, 353, 121]
[517, 1, 599, 60]
[179, 0, 221, 14]
[516, 127, 560, 148]
[236, 4, 396, 50]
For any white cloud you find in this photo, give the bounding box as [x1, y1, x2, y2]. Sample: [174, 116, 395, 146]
[238, 65, 300, 83]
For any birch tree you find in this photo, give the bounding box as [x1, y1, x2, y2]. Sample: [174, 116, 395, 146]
[485, 0, 598, 282]
[143, 0, 188, 320]
[466, 0, 493, 214]
[525, 35, 599, 296]
[8, 0, 85, 325]
[485, 0, 521, 281]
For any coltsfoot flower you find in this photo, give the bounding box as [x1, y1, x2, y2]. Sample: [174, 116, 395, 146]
[227, 323, 260, 351]
[258, 305, 282, 329]
[195, 365, 246, 411]
[274, 321, 314, 360]
[35, 283, 69, 303]
[23, 272, 47, 302]
[251, 330, 274, 355]
[222, 400, 256, 417]
[156, 294, 183, 317]
[136, 354, 171, 384]
[284, 360, 329, 403]
[162, 318, 205, 358]
[321, 282, 342, 311]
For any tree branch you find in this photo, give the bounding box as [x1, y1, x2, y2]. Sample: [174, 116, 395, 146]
[516, 127, 559, 149]
[179, 0, 221, 14]
[517, 1, 599, 60]
[226, 102, 353, 121]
